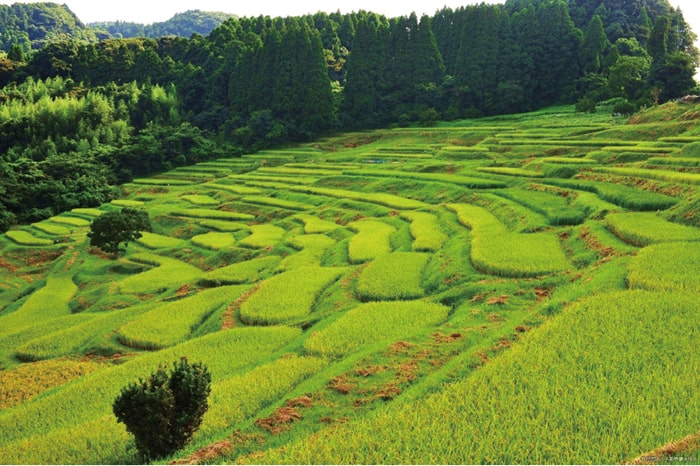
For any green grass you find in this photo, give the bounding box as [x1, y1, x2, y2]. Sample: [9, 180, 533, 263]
[356, 252, 429, 301]
[303, 300, 449, 358]
[117, 285, 250, 350]
[605, 212, 700, 246]
[347, 220, 396, 263]
[239, 267, 346, 325]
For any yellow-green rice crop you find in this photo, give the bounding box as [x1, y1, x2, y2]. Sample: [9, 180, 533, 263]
[239, 267, 345, 325]
[136, 231, 185, 249]
[256, 166, 339, 176]
[71, 208, 105, 217]
[347, 220, 396, 263]
[448, 203, 570, 277]
[239, 224, 286, 249]
[0, 359, 103, 409]
[31, 223, 71, 236]
[181, 194, 220, 206]
[242, 195, 315, 211]
[172, 208, 255, 221]
[594, 166, 700, 185]
[6, 230, 55, 246]
[400, 211, 448, 252]
[199, 220, 249, 232]
[343, 169, 507, 189]
[111, 199, 145, 207]
[294, 214, 341, 234]
[207, 183, 263, 195]
[118, 253, 204, 294]
[628, 242, 700, 293]
[131, 178, 195, 186]
[541, 157, 596, 164]
[303, 300, 449, 358]
[0, 326, 301, 463]
[203, 256, 282, 285]
[605, 212, 700, 246]
[476, 166, 544, 177]
[47, 216, 91, 227]
[279, 234, 336, 270]
[0, 274, 78, 336]
[286, 185, 427, 210]
[495, 188, 586, 225]
[191, 232, 236, 250]
[356, 252, 429, 301]
[543, 179, 678, 211]
[259, 290, 700, 465]
[117, 285, 250, 349]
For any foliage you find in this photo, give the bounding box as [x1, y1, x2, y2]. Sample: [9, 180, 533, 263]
[356, 252, 429, 301]
[88, 208, 152, 256]
[112, 358, 211, 460]
[89, 10, 233, 39]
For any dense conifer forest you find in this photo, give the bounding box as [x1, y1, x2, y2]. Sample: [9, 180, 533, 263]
[0, 0, 697, 231]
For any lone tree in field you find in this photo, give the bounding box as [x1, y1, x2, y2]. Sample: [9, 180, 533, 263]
[88, 207, 151, 257]
[113, 358, 211, 461]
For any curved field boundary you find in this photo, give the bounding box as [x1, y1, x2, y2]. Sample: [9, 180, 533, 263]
[628, 242, 700, 293]
[400, 211, 448, 252]
[6, 230, 55, 246]
[118, 253, 204, 294]
[191, 232, 236, 250]
[356, 252, 430, 301]
[605, 213, 700, 247]
[239, 225, 286, 249]
[593, 167, 700, 185]
[203, 256, 282, 285]
[285, 185, 428, 210]
[136, 231, 185, 249]
[171, 208, 255, 221]
[279, 234, 336, 270]
[343, 169, 507, 189]
[347, 220, 396, 264]
[239, 267, 346, 325]
[294, 214, 341, 234]
[303, 300, 449, 358]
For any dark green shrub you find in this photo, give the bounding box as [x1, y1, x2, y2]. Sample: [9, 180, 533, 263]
[88, 207, 152, 257]
[113, 358, 211, 461]
[575, 97, 597, 113]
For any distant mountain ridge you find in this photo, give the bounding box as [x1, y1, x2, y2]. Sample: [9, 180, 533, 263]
[0, 2, 234, 52]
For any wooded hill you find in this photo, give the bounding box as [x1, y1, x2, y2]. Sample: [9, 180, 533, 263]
[0, 0, 698, 231]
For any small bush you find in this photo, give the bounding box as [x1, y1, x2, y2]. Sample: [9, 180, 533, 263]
[112, 358, 211, 461]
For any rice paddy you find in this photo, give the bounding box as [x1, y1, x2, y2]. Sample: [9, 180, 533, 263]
[1, 102, 699, 465]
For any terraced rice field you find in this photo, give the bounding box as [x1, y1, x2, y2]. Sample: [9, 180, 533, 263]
[1, 103, 699, 464]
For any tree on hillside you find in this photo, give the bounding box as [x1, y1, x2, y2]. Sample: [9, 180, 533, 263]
[88, 208, 151, 257]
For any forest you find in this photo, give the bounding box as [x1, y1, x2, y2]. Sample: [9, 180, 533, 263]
[0, 0, 698, 231]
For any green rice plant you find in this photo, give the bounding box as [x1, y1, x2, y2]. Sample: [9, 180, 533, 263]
[347, 220, 396, 264]
[594, 167, 700, 186]
[476, 166, 544, 177]
[0, 359, 103, 410]
[263, 291, 700, 465]
[47, 216, 91, 227]
[131, 178, 195, 186]
[201, 355, 325, 437]
[203, 256, 282, 285]
[294, 214, 341, 234]
[71, 208, 105, 217]
[256, 167, 339, 176]
[448, 203, 570, 277]
[181, 195, 220, 206]
[303, 300, 449, 358]
[647, 157, 700, 167]
[117, 285, 250, 350]
[0, 326, 301, 463]
[191, 232, 236, 250]
[543, 179, 678, 211]
[541, 157, 597, 164]
[206, 183, 263, 195]
[628, 242, 700, 293]
[279, 234, 337, 270]
[356, 252, 429, 301]
[136, 232, 185, 249]
[6, 230, 55, 246]
[31, 223, 71, 236]
[495, 188, 586, 226]
[0, 274, 78, 336]
[172, 208, 255, 221]
[241, 195, 315, 211]
[400, 211, 448, 252]
[239, 267, 345, 325]
[119, 253, 203, 294]
[601, 145, 674, 154]
[199, 220, 249, 232]
[111, 200, 145, 207]
[605, 212, 700, 247]
[234, 174, 319, 185]
[286, 185, 427, 210]
[239, 225, 286, 249]
[343, 169, 506, 189]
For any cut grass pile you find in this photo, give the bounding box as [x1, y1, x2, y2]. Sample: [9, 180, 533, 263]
[239, 267, 345, 325]
[605, 212, 700, 246]
[6, 230, 55, 246]
[628, 242, 700, 293]
[172, 208, 255, 221]
[347, 220, 396, 264]
[191, 232, 236, 250]
[119, 253, 203, 294]
[135, 231, 185, 249]
[400, 211, 448, 252]
[356, 252, 429, 301]
[257, 290, 700, 465]
[117, 285, 250, 350]
[303, 300, 449, 358]
[448, 203, 570, 277]
[239, 225, 286, 249]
